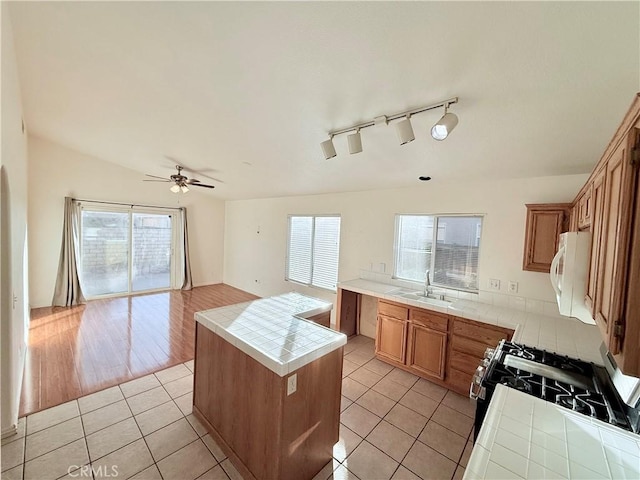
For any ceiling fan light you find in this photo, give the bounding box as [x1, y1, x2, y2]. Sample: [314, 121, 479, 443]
[321, 138, 337, 160]
[180, 185, 189, 193]
[347, 130, 363, 154]
[395, 116, 415, 145]
[170, 184, 181, 193]
[431, 112, 458, 141]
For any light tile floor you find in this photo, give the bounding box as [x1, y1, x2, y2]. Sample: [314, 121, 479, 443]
[1, 337, 475, 480]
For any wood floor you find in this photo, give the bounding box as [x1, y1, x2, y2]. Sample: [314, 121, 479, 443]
[20, 284, 258, 417]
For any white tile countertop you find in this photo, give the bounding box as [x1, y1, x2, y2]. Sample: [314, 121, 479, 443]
[338, 279, 603, 364]
[194, 292, 347, 377]
[465, 385, 640, 479]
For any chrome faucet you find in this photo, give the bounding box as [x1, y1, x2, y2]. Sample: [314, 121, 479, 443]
[424, 270, 432, 297]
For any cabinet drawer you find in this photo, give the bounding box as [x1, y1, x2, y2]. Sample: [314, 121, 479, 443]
[452, 319, 511, 346]
[449, 350, 482, 374]
[409, 308, 448, 332]
[450, 335, 493, 357]
[447, 368, 474, 395]
[378, 300, 409, 320]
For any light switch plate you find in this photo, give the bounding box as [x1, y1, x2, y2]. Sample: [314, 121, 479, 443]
[508, 281, 519, 293]
[489, 279, 501, 290]
[287, 374, 297, 395]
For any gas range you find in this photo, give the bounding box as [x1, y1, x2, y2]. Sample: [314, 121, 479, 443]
[471, 340, 640, 439]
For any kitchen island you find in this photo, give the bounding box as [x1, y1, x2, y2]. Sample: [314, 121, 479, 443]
[192, 292, 347, 480]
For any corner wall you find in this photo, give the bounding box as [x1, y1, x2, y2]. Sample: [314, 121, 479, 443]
[28, 135, 226, 308]
[223, 175, 588, 321]
[1, 4, 30, 435]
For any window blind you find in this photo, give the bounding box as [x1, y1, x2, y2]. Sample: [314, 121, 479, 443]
[287, 215, 341, 291]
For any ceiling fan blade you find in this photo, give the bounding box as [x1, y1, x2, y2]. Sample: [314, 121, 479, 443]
[145, 174, 169, 180]
[191, 183, 215, 189]
[143, 179, 171, 182]
[186, 178, 201, 184]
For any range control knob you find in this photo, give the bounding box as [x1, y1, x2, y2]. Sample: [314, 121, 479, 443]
[483, 347, 495, 359]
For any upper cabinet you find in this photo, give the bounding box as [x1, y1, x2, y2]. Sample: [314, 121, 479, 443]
[571, 94, 640, 375]
[522, 203, 570, 273]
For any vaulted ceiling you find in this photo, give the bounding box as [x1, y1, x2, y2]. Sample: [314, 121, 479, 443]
[8, 2, 640, 200]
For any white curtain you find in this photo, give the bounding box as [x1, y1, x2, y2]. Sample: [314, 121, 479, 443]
[179, 207, 193, 290]
[52, 197, 85, 306]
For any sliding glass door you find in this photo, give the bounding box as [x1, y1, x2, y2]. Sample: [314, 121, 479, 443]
[79, 206, 177, 298]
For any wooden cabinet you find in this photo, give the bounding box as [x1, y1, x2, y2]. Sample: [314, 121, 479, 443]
[447, 317, 514, 395]
[407, 324, 446, 379]
[585, 167, 606, 315]
[569, 93, 640, 374]
[375, 314, 407, 363]
[373, 299, 514, 394]
[375, 300, 408, 363]
[522, 203, 570, 272]
[576, 186, 593, 230]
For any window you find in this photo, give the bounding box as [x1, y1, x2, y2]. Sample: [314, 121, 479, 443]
[79, 205, 178, 298]
[286, 215, 341, 291]
[394, 215, 483, 291]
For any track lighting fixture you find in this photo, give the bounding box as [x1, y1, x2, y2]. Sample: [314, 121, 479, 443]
[347, 129, 363, 154]
[395, 116, 415, 145]
[431, 103, 459, 141]
[320, 96, 458, 158]
[321, 136, 337, 160]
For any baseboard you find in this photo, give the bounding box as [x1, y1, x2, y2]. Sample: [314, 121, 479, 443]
[1, 424, 18, 439]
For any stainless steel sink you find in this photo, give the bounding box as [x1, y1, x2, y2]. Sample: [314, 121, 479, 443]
[399, 292, 451, 307]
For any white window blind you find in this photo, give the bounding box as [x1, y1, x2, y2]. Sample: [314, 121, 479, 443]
[395, 215, 482, 292]
[287, 215, 341, 291]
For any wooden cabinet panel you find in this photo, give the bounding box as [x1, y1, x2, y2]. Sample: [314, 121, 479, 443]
[375, 315, 407, 363]
[577, 187, 593, 230]
[594, 142, 626, 349]
[585, 168, 606, 315]
[449, 350, 482, 373]
[450, 334, 492, 358]
[407, 323, 447, 379]
[307, 312, 331, 328]
[447, 368, 474, 395]
[523, 204, 570, 272]
[409, 308, 448, 332]
[378, 300, 409, 321]
[452, 318, 513, 346]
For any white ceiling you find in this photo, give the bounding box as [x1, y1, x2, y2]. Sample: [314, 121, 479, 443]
[8, 1, 640, 200]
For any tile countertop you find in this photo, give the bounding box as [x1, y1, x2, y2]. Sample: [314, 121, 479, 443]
[338, 279, 603, 364]
[194, 292, 347, 377]
[465, 385, 640, 479]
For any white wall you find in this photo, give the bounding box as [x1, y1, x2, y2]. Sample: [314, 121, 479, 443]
[223, 175, 588, 324]
[28, 135, 226, 308]
[1, 4, 30, 435]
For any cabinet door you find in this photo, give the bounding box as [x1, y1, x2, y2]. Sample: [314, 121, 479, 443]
[375, 315, 406, 363]
[595, 142, 626, 351]
[407, 323, 446, 379]
[523, 204, 570, 272]
[585, 168, 606, 315]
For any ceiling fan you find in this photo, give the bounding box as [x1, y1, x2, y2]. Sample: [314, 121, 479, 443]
[144, 165, 215, 193]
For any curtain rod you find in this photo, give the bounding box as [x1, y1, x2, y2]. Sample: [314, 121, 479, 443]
[72, 197, 183, 211]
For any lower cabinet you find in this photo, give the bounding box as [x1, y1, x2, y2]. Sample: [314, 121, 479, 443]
[375, 314, 407, 363]
[407, 323, 446, 379]
[374, 299, 515, 395]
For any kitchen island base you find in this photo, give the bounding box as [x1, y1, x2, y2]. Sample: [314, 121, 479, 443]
[193, 323, 343, 480]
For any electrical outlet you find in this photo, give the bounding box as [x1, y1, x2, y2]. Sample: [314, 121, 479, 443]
[287, 374, 297, 395]
[508, 281, 519, 293]
[489, 279, 501, 290]
[379, 263, 386, 273]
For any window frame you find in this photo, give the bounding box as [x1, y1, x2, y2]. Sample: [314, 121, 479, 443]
[393, 213, 484, 293]
[285, 214, 341, 292]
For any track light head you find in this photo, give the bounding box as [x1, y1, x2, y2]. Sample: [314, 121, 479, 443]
[431, 104, 459, 141]
[395, 116, 415, 145]
[170, 184, 181, 193]
[321, 137, 337, 160]
[347, 130, 363, 154]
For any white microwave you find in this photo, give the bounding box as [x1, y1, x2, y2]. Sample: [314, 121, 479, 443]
[549, 231, 595, 325]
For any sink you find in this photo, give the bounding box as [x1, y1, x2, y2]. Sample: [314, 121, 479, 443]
[386, 287, 416, 295]
[399, 292, 451, 308]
